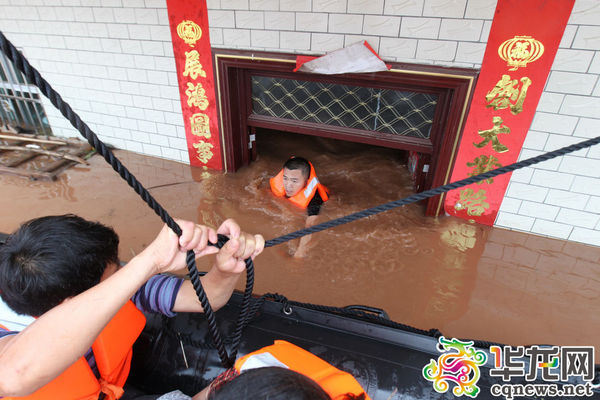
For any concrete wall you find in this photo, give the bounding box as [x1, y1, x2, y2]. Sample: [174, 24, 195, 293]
[0, 0, 598, 247]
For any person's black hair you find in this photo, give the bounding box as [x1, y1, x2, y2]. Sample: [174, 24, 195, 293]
[208, 367, 329, 400]
[0, 214, 119, 316]
[208, 367, 366, 400]
[283, 156, 311, 180]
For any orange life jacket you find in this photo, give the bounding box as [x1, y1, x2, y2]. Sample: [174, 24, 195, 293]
[270, 162, 329, 209]
[5, 300, 146, 400]
[234, 340, 371, 400]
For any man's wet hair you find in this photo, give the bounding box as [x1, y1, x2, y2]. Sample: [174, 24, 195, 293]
[208, 367, 366, 400]
[283, 157, 311, 180]
[0, 214, 119, 316]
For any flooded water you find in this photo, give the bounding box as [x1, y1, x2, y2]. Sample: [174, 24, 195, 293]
[1, 129, 599, 353]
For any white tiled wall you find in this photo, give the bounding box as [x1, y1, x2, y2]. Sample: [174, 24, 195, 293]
[496, 1, 600, 247]
[0, 0, 599, 246]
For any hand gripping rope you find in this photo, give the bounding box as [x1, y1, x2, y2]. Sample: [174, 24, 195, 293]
[2, 31, 599, 368]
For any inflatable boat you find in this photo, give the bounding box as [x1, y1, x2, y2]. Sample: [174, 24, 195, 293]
[1, 232, 600, 399]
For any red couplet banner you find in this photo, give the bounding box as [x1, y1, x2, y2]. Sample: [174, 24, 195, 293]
[444, 0, 574, 225]
[166, 0, 223, 170]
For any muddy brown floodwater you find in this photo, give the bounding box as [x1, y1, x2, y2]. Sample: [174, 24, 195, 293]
[1, 130, 600, 353]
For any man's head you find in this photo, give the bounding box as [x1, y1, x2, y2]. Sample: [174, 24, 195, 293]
[0, 214, 119, 316]
[282, 157, 311, 197]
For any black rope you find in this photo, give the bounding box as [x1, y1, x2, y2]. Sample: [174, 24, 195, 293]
[0, 30, 248, 369]
[265, 135, 600, 247]
[4, 29, 600, 366]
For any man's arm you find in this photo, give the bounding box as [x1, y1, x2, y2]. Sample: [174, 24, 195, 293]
[0, 251, 157, 396]
[0, 220, 217, 397]
[293, 214, 318, 258]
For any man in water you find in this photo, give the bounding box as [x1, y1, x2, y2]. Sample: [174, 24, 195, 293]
[270, 156, 329, 258]
[0, 214, 264, 399]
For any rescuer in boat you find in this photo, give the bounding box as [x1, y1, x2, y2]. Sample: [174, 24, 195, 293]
[0, 214, 264, 399]
[270, 156, 329, 258]
[195, 340, 369, 400]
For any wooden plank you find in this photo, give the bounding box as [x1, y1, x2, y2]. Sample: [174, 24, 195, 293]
[6, 144, 60, 167]
[0, 134, 67, 146]
[0, 145, 88, 164]
[0, 164, 55, 180]
[43, 143, 92, 176]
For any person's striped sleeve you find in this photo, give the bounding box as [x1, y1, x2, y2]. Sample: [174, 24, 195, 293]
[131, 274, 184, 317]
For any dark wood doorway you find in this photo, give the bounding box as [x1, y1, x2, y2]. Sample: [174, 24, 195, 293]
[214, 49, 477, 216]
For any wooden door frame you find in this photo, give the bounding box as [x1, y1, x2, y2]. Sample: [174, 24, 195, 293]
[213, 49, 477, 216]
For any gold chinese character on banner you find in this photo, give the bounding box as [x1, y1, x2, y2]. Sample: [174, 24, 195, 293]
[485, 75, 532, 115]
[190, 113, 211, 138]
[183, 51, 206, 79]
[473, 116, 510, 153]
[454, 188, 489, 217]
[193, 141, 214, 164]
[185, 82, 209, 110]
[467, 155, 502, 184]
[498, 36, 544, 71]
[177, 20, 202, 47]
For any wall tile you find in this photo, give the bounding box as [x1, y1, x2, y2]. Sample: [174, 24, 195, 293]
[329, 14, 363, 34]
[416, 39, 456, 61]
[559, 155, 600, 178]
[223, 28, 251, 47]
[506, 182, 548, 203]
[546, 71, 597, 96]
[572, 176, 600, 196]
[530, 169, 574, 191]
[347, 0, 383, 14]
[363, 15, 401, 36]
[265, 11, 294, 30]
[568, 0, 600, 26]
[280, 0, 311, 12]
[552, 49, 594, 73]
[296, 12, 328, 32]
[379, 37, 417, 59]
[209, 10, 235, 28]
[464, 0, 495, 19]
[313, 0, 347, 12]
[573, 26, 600, 50]
[531, 219, 573, 239]
[531, 112, 578, 135]
[400, 17, 440, 39]
[561, 95, 600, 118]
[455, 41, 484, 63]
[439, 18, 482, 41]
[495, 211, 535, 232]
[518, 200, 560, 220]
[545, 189, 589, 210]
[384, 0, 424, 16]
[235, 10, 264, 29]
[251, 29, 279, 47]
[560, 25, 577, 48]
[585, 196, 600, 213]
[280, 31, 311, 50]
[249, 0, 278, 10]
[569, 227, 600, 247]
[423, 0, 466, 18]
[498, 196, 521, 214]
[556, 208, 599, 229]
[536, 93, 564, 114]
[311, 33, 344, 52]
